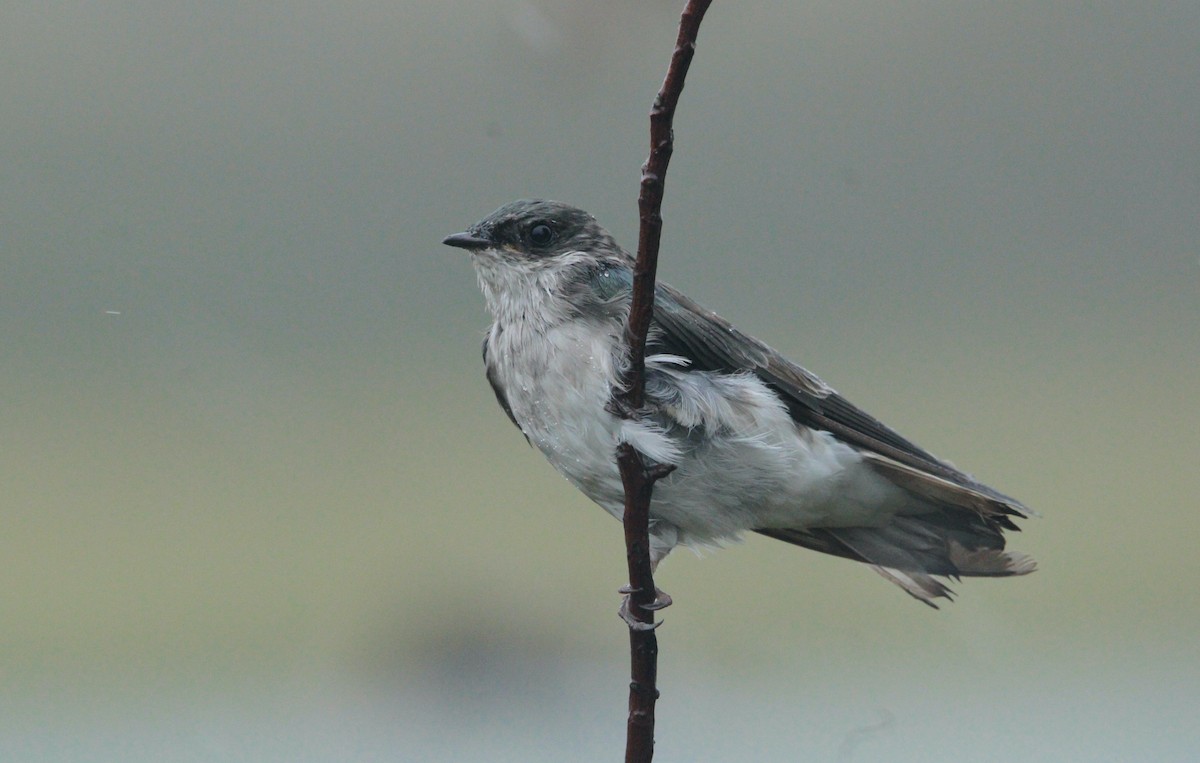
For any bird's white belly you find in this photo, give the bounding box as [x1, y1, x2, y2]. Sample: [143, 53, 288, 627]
[492, 321, 631, 511]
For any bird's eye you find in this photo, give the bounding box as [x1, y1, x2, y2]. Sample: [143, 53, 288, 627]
[529, 223, 554, 248]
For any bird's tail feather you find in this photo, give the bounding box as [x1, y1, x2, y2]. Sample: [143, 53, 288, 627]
[756, 518, 1036, 607]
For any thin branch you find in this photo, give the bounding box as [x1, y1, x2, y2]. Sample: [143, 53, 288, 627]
[615, 2, 713, 762]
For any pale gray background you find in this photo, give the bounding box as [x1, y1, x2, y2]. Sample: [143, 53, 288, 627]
[2, 1, 1197, 760]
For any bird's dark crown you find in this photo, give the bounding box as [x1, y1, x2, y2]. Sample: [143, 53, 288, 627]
[464, 199, 624, 261]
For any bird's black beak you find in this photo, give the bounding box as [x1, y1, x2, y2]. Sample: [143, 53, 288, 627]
[442, 231, 492, 251]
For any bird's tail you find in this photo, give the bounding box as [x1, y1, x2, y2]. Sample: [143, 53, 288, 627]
[757, 517, 1035, 607]
[757, 447, 1037, 606]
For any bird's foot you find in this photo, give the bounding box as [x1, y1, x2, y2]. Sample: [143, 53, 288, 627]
[619, 584, 673, 610]
[618, 585, 673, 630]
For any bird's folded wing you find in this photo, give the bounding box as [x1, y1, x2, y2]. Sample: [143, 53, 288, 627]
[644, 277, 1030, 520]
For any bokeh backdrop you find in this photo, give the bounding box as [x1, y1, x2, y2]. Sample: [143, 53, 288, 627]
[2, 1, 1197, 760]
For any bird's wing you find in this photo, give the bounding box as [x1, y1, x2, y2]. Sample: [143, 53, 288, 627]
[593, 263, 1035, 604]
[590, 265, 1029, 519]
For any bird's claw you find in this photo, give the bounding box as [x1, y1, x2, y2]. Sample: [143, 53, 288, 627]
[618, 584, 673, 608]
[642, 590, 673, 610]
[617, 584, 673, 629]
[618, 597, 664, 631]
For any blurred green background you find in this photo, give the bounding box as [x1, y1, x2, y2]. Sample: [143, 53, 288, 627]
[2, 1, 1197, 760]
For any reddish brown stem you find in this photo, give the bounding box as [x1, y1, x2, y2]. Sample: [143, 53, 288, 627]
[615, 2, 713, 762]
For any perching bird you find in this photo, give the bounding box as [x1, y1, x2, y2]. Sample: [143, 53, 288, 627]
[444, 200, 1034, 607]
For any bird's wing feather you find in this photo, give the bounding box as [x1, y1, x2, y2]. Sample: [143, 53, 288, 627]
[650, 277, 1037, 601]
[590, 265, 1029, 520]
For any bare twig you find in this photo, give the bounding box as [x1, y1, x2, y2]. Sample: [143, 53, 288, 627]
[614, 2, 713, 762]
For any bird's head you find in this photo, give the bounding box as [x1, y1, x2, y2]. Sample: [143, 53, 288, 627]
[444, 199, 630, 323]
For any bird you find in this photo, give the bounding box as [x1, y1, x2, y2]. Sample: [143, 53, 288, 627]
[443, 199, 1035, 608]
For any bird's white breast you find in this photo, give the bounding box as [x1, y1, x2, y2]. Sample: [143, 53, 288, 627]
[487, 316, 635, 512]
